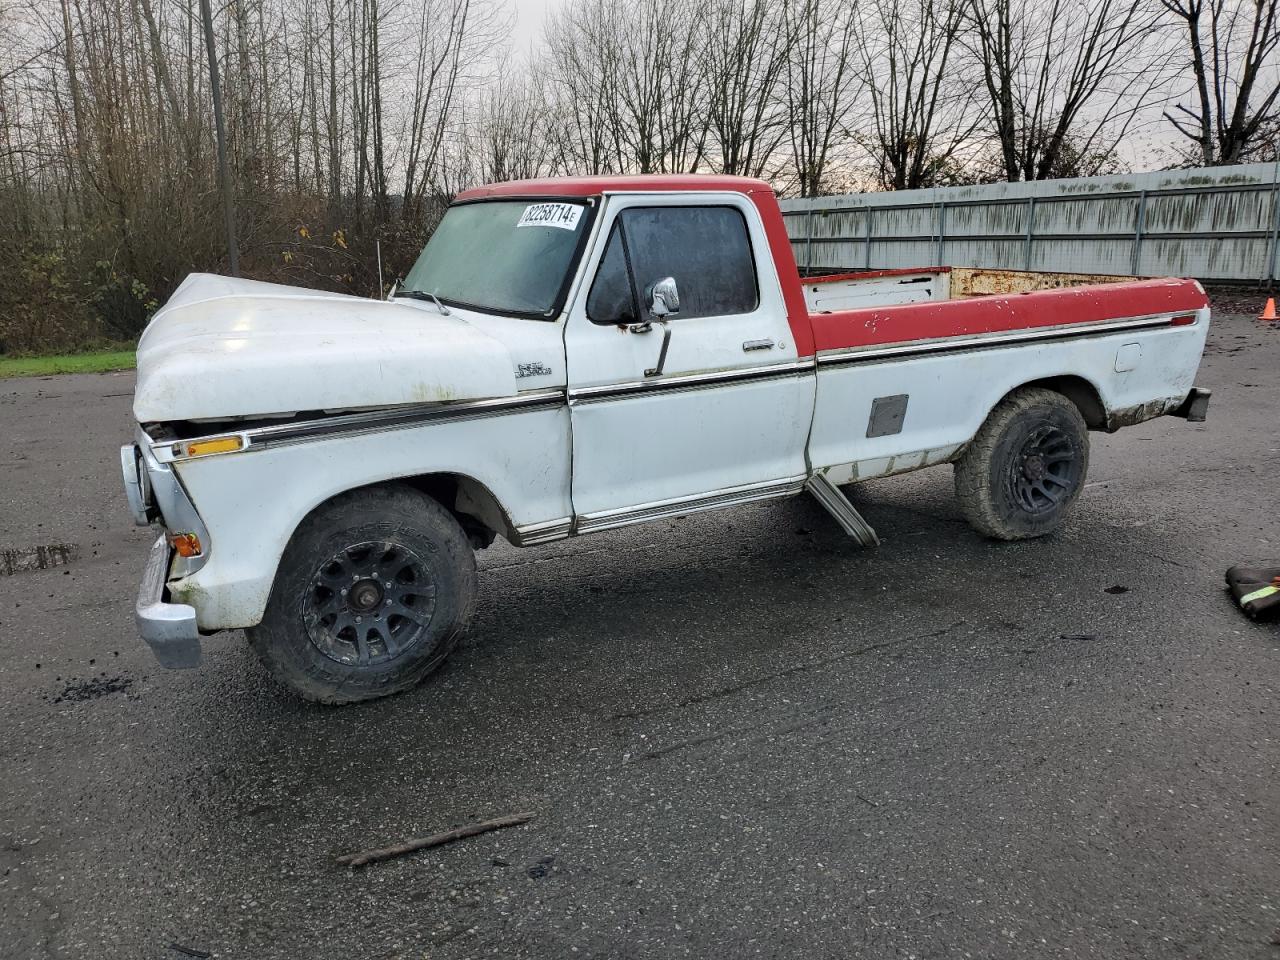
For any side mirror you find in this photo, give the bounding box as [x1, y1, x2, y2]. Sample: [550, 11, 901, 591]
[645, 277, 680, 319]
[634, 277, 679, 378]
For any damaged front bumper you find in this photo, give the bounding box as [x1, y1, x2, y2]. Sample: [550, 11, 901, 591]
[124, 434, 212, 667]
[136, 535, 202, 669]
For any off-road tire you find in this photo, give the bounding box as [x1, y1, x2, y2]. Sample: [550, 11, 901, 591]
[954, 387, 1090, 541]
[247, 485, 476, 704]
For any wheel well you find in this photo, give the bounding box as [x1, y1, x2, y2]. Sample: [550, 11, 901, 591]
[300, 474, 512, 549]
[398, 473, 511, 548]
[1013, 375, 1107, 429]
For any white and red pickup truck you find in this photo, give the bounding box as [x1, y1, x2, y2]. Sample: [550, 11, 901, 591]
[121, 174, 1211, 703]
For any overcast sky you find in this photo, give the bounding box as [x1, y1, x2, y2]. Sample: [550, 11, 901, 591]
[509, 0, 559, 50]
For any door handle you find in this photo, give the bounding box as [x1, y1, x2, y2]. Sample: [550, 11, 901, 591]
[742, 339, 774, 352]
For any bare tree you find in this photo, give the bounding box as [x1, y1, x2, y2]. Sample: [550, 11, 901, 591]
[545, 0, 710, 175]
[703, 0, 793, 177]
[853, 0, 981, 190]
[785, 0, 860, 196]
[0, 0, 508, 350]
[402, 0, 486, 216]
[471, 74, 558, 183]
[967, 0, 1175, 181]
[1163, 0, 1280, 164]
[543, 0, 622, 174]
[615, 0, 710, 172]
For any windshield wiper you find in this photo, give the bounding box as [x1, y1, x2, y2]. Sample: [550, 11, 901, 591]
[392, 288, 451, 316]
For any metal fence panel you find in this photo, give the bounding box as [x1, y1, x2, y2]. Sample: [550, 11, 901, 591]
[779, 163, 1280, 282]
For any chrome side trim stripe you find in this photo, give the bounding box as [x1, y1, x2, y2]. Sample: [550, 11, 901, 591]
[159, 389, 567, 458]
[248, 389, 566, 450]
[815, 313, 1184, 368]
[574, 475, 807, 534]
[160, 361, 817, 458]
[511, 518, 573, 546]
[569, 359, 814, 404]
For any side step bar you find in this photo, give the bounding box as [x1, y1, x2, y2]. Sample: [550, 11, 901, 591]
[805, 473, 880, 547]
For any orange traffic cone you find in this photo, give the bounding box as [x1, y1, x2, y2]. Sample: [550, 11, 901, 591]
[1261, 297, 1277, 321]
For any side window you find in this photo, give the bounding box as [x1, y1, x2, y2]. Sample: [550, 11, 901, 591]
[586, 205, 759, 325]
[585, 222, 640, 325]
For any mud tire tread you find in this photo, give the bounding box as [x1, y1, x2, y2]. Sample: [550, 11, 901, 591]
[246, 485, 476, 704]
[953, 387, 1090, 541]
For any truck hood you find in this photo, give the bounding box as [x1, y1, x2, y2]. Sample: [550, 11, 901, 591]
[133, 273, 517, 422]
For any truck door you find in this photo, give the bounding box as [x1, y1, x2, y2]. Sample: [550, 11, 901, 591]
[563, 193, 815, 532]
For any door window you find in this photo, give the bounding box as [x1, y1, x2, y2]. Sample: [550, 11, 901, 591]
[586, 206, 759, 325]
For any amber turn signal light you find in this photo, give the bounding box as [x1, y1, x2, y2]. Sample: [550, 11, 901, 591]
[169, 532, 203, 558]
[182, 435, 244, 457]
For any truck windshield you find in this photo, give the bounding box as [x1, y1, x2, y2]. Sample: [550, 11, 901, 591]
[400, 199, 591, 317]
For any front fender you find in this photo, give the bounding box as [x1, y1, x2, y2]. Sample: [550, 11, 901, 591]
[168, 402, 571, 629]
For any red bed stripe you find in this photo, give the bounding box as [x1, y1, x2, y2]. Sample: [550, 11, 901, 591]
[810, 277, 1208, 352]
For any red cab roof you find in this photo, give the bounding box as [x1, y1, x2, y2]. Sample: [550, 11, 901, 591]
[455, 174, 775, 201]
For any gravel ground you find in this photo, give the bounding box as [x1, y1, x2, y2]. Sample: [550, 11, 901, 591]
[0, 304, 1277, 959]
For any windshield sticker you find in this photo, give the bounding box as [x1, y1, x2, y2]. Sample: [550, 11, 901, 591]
[517, 203, 583, 231]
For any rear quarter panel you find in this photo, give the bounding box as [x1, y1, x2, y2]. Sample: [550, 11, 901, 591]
[808, 301, 1209, 484]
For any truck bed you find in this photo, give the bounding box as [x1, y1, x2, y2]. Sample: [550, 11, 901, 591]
[800, 268, 1206, 353]
[801, 266, 1142, 313]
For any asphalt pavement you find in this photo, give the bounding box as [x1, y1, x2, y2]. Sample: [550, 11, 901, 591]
[1, 305, 1277, 959]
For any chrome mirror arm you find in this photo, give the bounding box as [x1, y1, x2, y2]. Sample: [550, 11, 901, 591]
[644, 322, 672, 378]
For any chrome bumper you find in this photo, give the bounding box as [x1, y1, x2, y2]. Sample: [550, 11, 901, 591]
[136, 535, 202, 669]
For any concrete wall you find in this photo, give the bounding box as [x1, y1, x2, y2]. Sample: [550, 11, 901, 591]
[778, 163, 1280, 282]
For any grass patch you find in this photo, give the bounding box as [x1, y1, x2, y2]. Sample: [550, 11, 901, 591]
[0, 348, 136, 379]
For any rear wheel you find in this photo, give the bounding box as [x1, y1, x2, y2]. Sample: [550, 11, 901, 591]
[954, 387, 1090, 541]
[247, 485, 476, 704]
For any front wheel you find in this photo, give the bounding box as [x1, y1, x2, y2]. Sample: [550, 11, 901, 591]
[247, 485, 476, 704]
[954, 387, 1090, 541]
